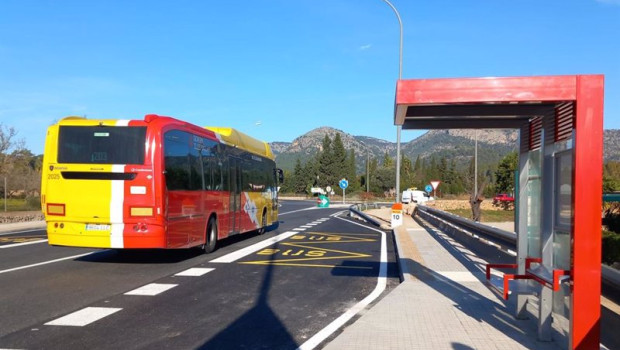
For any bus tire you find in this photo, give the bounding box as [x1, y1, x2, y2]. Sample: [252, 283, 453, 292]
[204, 217, 218, 254]
[257, 210, 267, 235]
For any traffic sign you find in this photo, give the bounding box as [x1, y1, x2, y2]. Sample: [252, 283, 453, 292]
[430, 180, 441, 190]
[339, 179, 348, 189]
[425, 184, 432, 193]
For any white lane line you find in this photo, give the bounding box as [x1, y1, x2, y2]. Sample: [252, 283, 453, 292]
[45, 307, 122, 327]
[0, 252, 95, 275]
[297, 216, 387, 350]
[210, 231, 298, 263]
[175, 268, 215, 277]
[0, 228, 45, 236]
[0, 239, 48, 249]
[300, 225, 312, 228]
[278, 207, 318, 216]
[293, 228, 306, 231]
[124, 283, 178, 296]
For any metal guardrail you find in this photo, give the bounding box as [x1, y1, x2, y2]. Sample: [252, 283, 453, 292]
[416, 205, 620, 290]
[417, 205, 517, 246]
[348, 202, 392, 228]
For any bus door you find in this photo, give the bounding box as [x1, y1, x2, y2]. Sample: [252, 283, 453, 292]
[229, 158, 242, 234]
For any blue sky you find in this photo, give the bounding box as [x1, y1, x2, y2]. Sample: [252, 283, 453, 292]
[1, 0, 618, 155]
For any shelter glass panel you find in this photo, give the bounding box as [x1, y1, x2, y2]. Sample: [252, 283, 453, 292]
[526, 149, 542, 258]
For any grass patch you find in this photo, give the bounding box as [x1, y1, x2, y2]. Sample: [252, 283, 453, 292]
[445, 209, 515, 222]
[1, 197, 42, 212]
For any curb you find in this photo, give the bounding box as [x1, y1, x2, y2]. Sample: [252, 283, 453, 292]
[0, 220, 46, 234]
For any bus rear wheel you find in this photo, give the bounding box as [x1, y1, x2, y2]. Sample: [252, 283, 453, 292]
[257, 210, 267, 235]
[204, 217, 218, 254]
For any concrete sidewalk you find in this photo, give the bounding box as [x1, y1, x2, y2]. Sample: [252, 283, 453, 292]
[0, 220, 45, 234]
[324, 208, 562, 350]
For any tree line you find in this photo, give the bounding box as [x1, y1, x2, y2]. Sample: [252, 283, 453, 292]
[0, 124, 42, 203]
[279, 132, 522, 199]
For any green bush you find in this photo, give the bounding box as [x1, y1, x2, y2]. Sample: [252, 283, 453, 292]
[603, 230, 620, 265]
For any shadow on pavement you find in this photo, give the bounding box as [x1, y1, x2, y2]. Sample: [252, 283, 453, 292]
[198, 241, 297, 350]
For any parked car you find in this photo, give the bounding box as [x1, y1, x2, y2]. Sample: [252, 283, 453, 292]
[402, 189, 433, 204]
[493, 193, 515, 203]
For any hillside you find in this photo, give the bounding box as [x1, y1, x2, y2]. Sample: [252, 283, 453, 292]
[271, 128, 519, 173]
[271, 128, 620, 174]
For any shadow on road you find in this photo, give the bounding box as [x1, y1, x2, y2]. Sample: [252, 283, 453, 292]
[198, 241, 298, 350]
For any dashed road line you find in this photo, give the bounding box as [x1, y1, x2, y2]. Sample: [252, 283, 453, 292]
[0, 252, 95, 275]
[175, 268, 215, 277]
[124, 283, 178, 296]
[45, 307, 122, 327]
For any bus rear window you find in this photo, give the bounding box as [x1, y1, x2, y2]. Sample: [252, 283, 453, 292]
[58, 126, 147, 164]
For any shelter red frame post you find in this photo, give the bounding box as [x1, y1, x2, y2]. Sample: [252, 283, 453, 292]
[393, 74, 604, 350]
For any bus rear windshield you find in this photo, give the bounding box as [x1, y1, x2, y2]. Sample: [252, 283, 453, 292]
[58, 126, 147, 164]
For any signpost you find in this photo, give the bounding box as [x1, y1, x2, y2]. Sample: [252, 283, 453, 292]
[425, 184, 432, 194]
[430, 180, 441, 198]
[339, 178, 348, 204]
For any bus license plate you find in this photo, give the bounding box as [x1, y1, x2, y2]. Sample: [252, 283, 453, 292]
[85, 224, 111, 231]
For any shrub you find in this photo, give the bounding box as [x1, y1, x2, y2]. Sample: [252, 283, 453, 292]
[602, 230, 620, 265]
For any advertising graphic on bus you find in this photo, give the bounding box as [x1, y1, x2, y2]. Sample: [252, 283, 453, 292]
[41, 114, 283, 253]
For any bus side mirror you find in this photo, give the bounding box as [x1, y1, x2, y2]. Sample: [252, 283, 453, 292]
[276, 168, 284, 183]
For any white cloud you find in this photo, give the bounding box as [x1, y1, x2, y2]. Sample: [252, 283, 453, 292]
[359, 44, 372, 51]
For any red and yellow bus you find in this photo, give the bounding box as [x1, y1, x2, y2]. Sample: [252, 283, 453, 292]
[41, 114, 282, 253]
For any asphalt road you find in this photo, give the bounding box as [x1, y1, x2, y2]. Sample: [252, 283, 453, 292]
[0, 200, 399, 350]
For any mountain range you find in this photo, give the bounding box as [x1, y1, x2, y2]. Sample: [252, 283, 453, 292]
[270, 127, 620, 173]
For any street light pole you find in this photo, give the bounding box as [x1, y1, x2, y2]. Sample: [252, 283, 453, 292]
[381, 0, 403, 202]
[366, 146, 370, 193]
[474, 129, 478, 198]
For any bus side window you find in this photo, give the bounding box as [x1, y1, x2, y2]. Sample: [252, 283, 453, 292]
[164, 130, 191, 191]
[220, 156, 229, 191]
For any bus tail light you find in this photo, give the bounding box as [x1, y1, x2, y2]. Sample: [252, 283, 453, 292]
[133, 224, 148, 232]
[47, 203, 66, 216]
[130, 207, 153, 217]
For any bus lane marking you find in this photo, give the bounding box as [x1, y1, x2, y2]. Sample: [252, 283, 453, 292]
[210, 231, 298, 263]
[297, 215, 387, 350]
[239, 232, 377, 268]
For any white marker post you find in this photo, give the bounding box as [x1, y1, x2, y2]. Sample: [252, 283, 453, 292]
[391, 203, 403, 228]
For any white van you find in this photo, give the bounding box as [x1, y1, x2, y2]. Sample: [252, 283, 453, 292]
[402, 189, 433, 204]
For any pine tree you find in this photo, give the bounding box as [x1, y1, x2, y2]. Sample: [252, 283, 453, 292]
[292, 158, 306, 193]
[346, 149, 358, 191]
[318, 135, 334, 187]
[400, 155, 414, 191]
[331, 133, 347, 181]
[382, 152, 394, 168]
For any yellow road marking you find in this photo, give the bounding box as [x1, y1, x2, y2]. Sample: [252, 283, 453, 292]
[240, 241, 373, 268]
[242, 262, 372, 269]
[289, 232, 376, 244]
[0, 236, 46, 244]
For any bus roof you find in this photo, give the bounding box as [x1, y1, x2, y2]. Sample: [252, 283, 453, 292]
[205, 127, 274, 161]
[54, 116, 274, 161]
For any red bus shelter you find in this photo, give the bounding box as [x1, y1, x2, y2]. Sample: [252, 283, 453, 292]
[393, 75, 604, 350]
